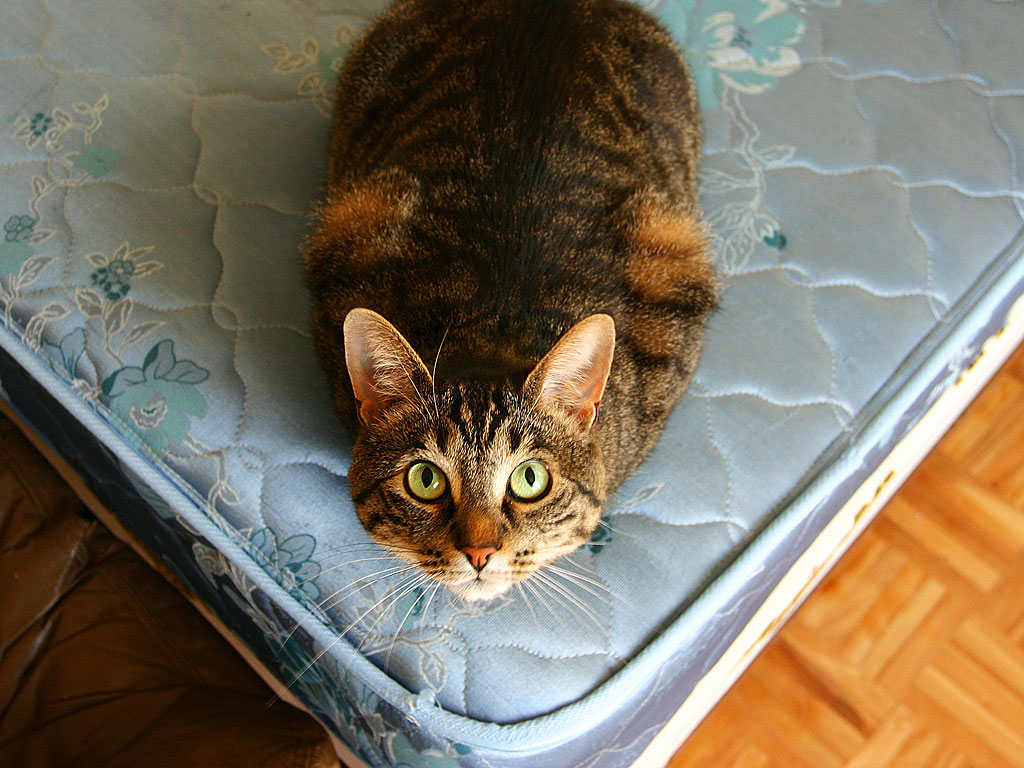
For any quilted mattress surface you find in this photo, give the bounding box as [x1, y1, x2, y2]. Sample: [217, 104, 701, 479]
[1, 0, 1023, 766]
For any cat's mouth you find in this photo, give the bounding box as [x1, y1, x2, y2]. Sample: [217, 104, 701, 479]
[447, 572, 514, 602]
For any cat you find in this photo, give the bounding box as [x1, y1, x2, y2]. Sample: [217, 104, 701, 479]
[304, 0, 716, 602]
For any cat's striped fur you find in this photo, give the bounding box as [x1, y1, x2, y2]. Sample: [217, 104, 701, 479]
[305, 0, 716, 600]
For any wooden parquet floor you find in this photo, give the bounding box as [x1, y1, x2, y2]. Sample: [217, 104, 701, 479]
[671, 344, 1024, 768]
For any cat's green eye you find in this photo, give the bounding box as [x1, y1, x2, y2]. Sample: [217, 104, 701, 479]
[405, 461, 448, 502]
[508, 460, 551, 502]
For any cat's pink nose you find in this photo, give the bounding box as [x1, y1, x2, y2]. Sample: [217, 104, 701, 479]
[461, 545, 498, 572]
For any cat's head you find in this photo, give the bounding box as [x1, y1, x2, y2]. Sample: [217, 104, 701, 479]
[343, 308, 614, 601]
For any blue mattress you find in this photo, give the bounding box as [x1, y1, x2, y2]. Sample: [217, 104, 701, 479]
[2, 0, 1023, 766]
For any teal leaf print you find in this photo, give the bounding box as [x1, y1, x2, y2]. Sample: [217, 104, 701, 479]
[12, 111, 55, 150]
[589, 524, 613, 553]
[29, 112, 52, 138]
[91, 257, 134, 300]
[267, 632, 332, 687]
[386, 732, 464, 768]
[42, 328, 86, 378]
[144, 338, 176, 377]
[262, 22, 362, 116]
[1, 215, 35, 278]
[86, 243, 161, 302]
[249, 527, 272, 553]
[763, 229, 787, 249]
[249, 527, 323, 600]
[4, 215, 35, 242]
[164, 359, 208, 384]
[277, 532, 317, 565]
[673, 0, 807, 108]
[104, 365, 146, 396]
[318, 43, 351, 84]
[142, 338, 210, 384]
[102, 339, 210, 455]
[74, 144, 120, 178]
[0, 241, 33, 279]
[393, 585, 427, 620]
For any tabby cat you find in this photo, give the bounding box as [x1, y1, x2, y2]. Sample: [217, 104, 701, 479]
[304, 0, 716, 601]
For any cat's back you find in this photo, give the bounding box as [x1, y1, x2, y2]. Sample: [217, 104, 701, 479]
[327, 0, 698, 194]
[314, 0, 702, 327]
[306, 0, 715, 484]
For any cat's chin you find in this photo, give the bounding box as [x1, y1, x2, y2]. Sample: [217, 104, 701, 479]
[447, 576, 514, 602]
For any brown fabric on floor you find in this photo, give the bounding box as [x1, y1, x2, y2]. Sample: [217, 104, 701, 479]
[0, 413, 341, 768]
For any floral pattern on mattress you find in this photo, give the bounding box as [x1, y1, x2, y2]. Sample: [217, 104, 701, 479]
[2, 0, 1023, 766]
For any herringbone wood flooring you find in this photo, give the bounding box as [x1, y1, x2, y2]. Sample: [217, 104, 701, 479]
[671, 344, 1024, 768]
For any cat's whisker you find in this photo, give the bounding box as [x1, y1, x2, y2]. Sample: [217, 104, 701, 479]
[530, 576, 589, 635]
[282, 577, 413, 651]
[546, 565, 613, 595]
[397, 578, 443, 666]
[337, 576, 422, 648]
[319, 562, 422, 604]
[298, 563, 422, 625]
[383, 577, 437, 674]
[398, 357, 435, 425]
[417, 580, 443, 632]
[353, 574, 432, 657]
[563, 552, 602, 569]
[273, 631, 348, 702]
[397, 578, 444, 665]
[596, 518, 641, 541]
[331, 563, 425, 603]
[282, 569, 397, 647]
[294, 554, 406, 588]
[305, 553, 402, 576]
[545, 562, 611, 592]
[312, 541, 419, 562]
[538, 591, 608, 646]
[516, 582, 542, 633]
[539, 570, 608, 617]
[532, 571, 608, 640]
[315, 540, 416, 551]
[429, 326, 450, 422]
[311, 541, 387, 555]
[548, 564, 640, 616]
[543, 565, 614, 606]
[521, 577, 568, 634]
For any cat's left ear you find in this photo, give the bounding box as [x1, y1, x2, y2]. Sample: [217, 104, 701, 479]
[343, 308, 433, 427]
[524, 314, 615, 430]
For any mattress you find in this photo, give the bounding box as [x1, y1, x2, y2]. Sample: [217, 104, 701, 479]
[1, 1, 1022, 766]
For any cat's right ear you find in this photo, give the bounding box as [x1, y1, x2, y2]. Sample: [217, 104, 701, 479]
[524, 314, 615, 430]
[343, 308, 433, 427]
